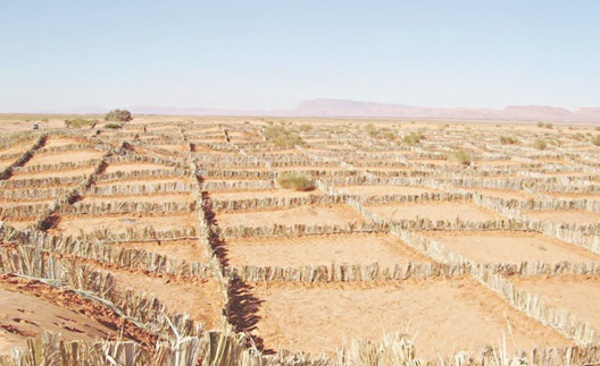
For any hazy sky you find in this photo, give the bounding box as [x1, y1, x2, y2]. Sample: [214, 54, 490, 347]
[1, 1, 599, 112]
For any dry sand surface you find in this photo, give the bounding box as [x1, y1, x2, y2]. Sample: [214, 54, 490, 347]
[94, 177, 192, 188]
[111, 239, 208, 263]
[337, 185, 439, 197]
[0, 144, 31, 158]
[9, 167, 93, 180]
[253, 278, 570, 358]
[367, 201, 502, 222]
[78, 193, 194, 204]
[103, 163, 175, 174]
[105, 269, 222, 328]
[227, 233, 430, 267]
[513, 276, 600, 332]
[460, 187, 537, 201]
[210, 188, 323, 200]
[421, 231, 600, 265]
[54, 212, 197, 236]
[216, 204, 365, 228]
[25, 150, 102, 165]
[43, 137, 80, 148]
[0, 286, 121, 355]
[524, 209, 600, 225]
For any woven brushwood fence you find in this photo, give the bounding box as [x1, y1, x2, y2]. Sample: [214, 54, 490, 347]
[0, 134, 47, 180]
[227, 262, 469, 283]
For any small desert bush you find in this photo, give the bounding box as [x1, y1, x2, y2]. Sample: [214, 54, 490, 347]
[264, 126, 303, 146]
[533, 139, 547, 150]
[104, 122, 123, 129]
[277, 172, 315, 191]
[65, 118, 95, 128]
[499, 136, 519, 145]
[592, 136, 600, 146]
[453, 149, 472, 165]
[273, 134, 302, 147]
[402, 132, 423, 144]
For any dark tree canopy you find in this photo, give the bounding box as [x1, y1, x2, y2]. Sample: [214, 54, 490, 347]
[105, 109, 132, 122]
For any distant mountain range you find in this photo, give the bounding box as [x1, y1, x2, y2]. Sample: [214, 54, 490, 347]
[55, 99, 600, 122]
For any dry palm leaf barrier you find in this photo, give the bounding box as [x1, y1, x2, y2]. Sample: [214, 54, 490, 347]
[227, 262, 469, 283]
[0, 186, 74, 201]
[203, 179, 276, 191]
[211, 194, 347, 213]
[87, 180, 195, 196]
[80, 224, 198, 242]
[0, 245, 205, 341]
[0, 134, 47, 180]
[60, 200, 196, 216]
[97, 167, 189, 183]
[221, 222, 386, 239]
[474, 268, 599, 346]
[33, 149, 112, 231]
[0, 226, 211, 278]
[317, 178, 600, 349]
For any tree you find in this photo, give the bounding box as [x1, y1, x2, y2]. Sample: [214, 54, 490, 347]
[105, 109, 132, 122]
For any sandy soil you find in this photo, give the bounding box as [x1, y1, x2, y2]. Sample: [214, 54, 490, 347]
[44, 137, 80, 148]
[0, 283, 122, 355]
[9, 167, 93, 180]
[367, 201, 502, 222]
[0, 144, 30, 158]
[103, 163, 175, 174]
[227, 233, 430, 268]
[216, 204, 365, 228]
[94, 177, 192, 188]
[25, 150, 102, 165]
[210, 188, 323, 200]
[156, 144, 189, 152]
[337, 185, 439, 197]
[0, 219, 35, 230]
[475, 160, 524, 167]
[512, 276, 600, 333]
[272, 166, 346, 172]
[421, 231, 600, 265]
[540, 192, 600, 200]
[253, 278, 570, 358]
[105, 269, 223, 328]
[111, 239, 208, 263]
[54, 213, 198, 236]
[524, 209, 600, 225]
[78, 193, 193, 204]
[0, 162, 11, 170]
[460, 187, 537, 201]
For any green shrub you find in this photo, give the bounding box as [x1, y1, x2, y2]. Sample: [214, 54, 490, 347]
[533, 139, 547, 150]
[592, 135, 600, 146]
[277, 172, 315, 191]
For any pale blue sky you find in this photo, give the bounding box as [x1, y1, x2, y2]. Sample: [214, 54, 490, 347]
[1, 1, 599, 112]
